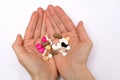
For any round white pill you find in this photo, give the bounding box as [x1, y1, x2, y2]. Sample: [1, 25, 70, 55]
[52, 44, 58, 50]
[66, 46, 70, 50]
[59, 38, 63, 43]
[57, 43, 61, 49]
[60, 50, 67, 56]
[48, 54, 53, 58]
[62, 52, 67, 56]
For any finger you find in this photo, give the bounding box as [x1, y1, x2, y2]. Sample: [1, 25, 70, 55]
[46, 10, 61, 34]
[45, 16, 55, 40]
[34, 8, 44, 39]
[24, 11, 39, 40]
[47, 5, 67, 33]
[55, 6, 76, 31]
[40, 11, 46, 38]
[12, 34, 26, 57]
[54, 51, 67, 69]
[76, 21, 91, 42]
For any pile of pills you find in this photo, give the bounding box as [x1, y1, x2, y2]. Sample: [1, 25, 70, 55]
[36, 33, 71, 61]
[52, 33, 70, 56]
[36, 35, 57, 61]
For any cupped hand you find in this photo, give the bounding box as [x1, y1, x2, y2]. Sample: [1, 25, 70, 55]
[12, 8, 58, 80]
[46, 5, 94, 80]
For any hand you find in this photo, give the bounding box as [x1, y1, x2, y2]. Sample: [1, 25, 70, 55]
[12, 8, 58, 80]
[46, 5, 95, 80]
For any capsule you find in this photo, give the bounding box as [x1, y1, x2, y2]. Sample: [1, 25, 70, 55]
[53, 33, 62, 39]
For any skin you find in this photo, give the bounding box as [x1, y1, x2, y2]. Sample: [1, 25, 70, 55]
[46, 5, 95, 80]
[12, 8, 58, 80]
[12, 5, 95, 80]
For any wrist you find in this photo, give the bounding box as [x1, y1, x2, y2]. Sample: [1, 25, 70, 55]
[31, 75, 49, 80]
[31, 74, 57, 80]
[63, 65, 95, 80]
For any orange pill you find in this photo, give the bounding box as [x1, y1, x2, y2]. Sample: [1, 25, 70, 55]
[65, 36, 70, 42]
[45, 45, 51, 50]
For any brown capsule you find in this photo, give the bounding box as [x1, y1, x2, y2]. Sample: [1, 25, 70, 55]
[41, 41, 50, 47]
[53, 33, 62, 39]
[50, 50, 58, 55]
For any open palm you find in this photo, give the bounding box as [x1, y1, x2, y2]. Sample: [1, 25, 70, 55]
[12, 8, 57, 80]
[46, 5, 93, 79]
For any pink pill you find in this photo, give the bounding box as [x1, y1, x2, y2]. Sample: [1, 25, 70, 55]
[36, 43, 42, 49]
[42, 37, 47, 42]
[38, 47, 45, 53]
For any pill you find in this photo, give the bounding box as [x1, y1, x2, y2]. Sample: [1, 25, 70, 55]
[57, 43, 61, 49]
[61, 42, 68, 48]
[48, 53, 53, 58]
[52, 44, 58, 50]
[50, 50, 58, 55]
[48, 39, 52, 45]
[36, 43, 42, 49]
[38, 47, 45, 53]
[50, 41, 52, 45]
[66, 46, 70, 50]
[65, 36, 70, 42]
[53, 33, 62, 39]
[45, 35, 49, 40]
[42, 36, 47, 42]
[59, 38, 68, 45]
[42, 50, 47, 57]
[62, 52, 67, 56]
[45, 45, 51, 50]
[60, 47, 66, 52]
[41, 41, 50, 47]
[43, 56, 48, 61]
[60, 50, 67, 56]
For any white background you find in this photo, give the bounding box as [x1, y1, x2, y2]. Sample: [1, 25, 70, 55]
[0, 0, 120, 80]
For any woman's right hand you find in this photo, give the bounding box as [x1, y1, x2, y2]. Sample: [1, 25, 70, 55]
[46, 5, 95, 80]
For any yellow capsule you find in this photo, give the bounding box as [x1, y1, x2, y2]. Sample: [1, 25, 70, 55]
[65, 36, 70, 42]
[45, 45, 51, 50]
[43, 56, 48, 61]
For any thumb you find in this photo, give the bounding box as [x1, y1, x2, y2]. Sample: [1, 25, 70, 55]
[76, 21, 90, 42]
[13, 34, 23, 46]
[12, 34, 26, 57]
